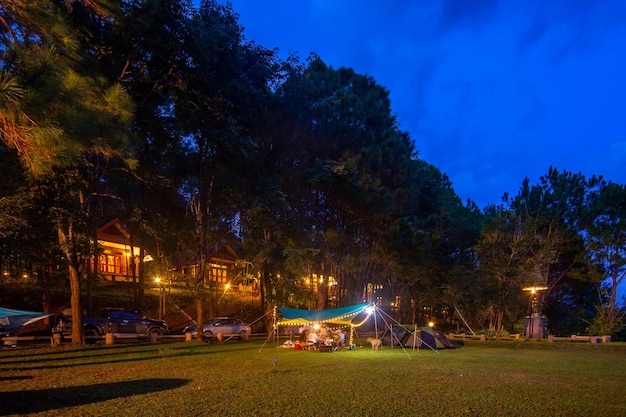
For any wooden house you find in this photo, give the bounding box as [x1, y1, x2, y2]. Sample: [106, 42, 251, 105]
[96, 219, 151, 282]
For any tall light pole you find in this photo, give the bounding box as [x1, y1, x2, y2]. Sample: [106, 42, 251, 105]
[523, 286, 548, 338]
[155, 277, 165, 320]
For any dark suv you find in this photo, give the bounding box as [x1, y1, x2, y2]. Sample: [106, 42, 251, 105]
[82, 308, 168, 341]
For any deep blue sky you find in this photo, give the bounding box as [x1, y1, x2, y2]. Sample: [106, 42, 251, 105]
[231, 0, 626, 208]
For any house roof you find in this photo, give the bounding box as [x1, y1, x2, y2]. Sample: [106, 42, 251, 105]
[97, 219, 133, 246]
[170, 241, 242, 268]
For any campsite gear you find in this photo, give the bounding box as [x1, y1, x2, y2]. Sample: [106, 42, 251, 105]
[0, 307, 52, 335]
[404, 327, 454, 349]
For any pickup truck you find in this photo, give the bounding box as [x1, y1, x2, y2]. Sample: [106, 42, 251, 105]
[81, 308, 168, 341]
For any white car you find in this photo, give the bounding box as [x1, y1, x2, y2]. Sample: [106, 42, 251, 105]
[184, 317, 250, 340]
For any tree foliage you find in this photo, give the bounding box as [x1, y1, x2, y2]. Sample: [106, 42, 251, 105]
[1, 1, 624, 344]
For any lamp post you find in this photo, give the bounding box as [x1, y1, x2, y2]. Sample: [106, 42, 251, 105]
[216, 282, 230, 316]
[155, 277, 165, 321]
[523, 286, 548, 338]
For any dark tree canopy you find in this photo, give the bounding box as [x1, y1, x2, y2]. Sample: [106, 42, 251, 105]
[0, 1, 623, 343]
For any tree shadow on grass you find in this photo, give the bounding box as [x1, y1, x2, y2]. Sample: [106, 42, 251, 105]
[0, 378, 190, 415]
[0, 375, 33, 381]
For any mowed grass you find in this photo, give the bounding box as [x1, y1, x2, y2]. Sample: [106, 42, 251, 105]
[1, 339, 625, 417]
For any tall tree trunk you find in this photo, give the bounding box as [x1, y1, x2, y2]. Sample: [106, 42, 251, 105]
[316, 263, 327, 310]
[58, 227, 85, 344]
[196, 252, 205, 341]
[129, 241, 138, 309]
[495, 310, 504, 340]
[68, 262, 84, 344]
[260, 270, 269, 334]
[138, 246, 145, 311]
[608, 273, 619, 331]
[58, 228, 84, 344]
[39, 265, 50, 313]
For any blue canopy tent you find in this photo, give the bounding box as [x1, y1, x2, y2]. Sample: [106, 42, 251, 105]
[277, 303, 372, 326]
[0, 307, 52, 335]
[277, 303, 373, 349]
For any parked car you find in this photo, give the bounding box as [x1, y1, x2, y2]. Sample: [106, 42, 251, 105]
[184, 317, 250, 340]
[81, 308, 168, 342]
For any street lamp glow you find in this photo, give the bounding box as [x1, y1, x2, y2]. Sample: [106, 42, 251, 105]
[522, 286, 548, 293]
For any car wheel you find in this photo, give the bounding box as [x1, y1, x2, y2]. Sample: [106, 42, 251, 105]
[202, 330, 213, 340]
[149, 328, 164, 336]
[84, 327, 99, 344]
[239, 330, 248, 340]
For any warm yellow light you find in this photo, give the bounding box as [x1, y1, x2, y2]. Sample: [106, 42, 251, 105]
[155, 277, 161, 284]
[522, 286, 548, 293]
[225, 283, 231, 290]
[428, 321, 434, 328]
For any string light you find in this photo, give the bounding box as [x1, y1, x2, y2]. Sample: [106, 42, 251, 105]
[276, 304, 375, 328]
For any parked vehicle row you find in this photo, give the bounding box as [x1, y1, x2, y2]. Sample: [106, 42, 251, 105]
[183, 317, 251, 340]
[80, 308, 169, 341]
[2, 307, 251, 345]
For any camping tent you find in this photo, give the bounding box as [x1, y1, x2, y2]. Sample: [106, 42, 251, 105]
[404, 327, 454, 349]
[0, 307, 52, 335]
[381, 326, 410, 346]
[277, 303, 372, 326]
[276, 303, 373, 349]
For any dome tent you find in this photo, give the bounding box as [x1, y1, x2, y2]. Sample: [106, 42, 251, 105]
[404, 327, 454, 349]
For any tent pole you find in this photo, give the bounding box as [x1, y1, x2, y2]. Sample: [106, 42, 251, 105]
[454, 304, 476, 335]
[258, 326, 275, 354]
[374, 306, 412, 359]
[374, 304, 379, 339]
[349, 325, 354, 348]
[273, 305, 277, 346]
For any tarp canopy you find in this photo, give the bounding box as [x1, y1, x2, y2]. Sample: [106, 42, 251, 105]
[0, 307, 52, 334]
[278, 303, 372, 326]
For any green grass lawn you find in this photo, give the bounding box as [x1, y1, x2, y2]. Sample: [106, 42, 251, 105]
[1, 339, 625, 417]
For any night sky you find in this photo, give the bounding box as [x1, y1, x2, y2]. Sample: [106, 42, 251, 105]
[231, 0, 626, 208]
